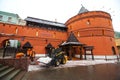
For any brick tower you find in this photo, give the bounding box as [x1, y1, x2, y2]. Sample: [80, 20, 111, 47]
[65, 6, 118, 59]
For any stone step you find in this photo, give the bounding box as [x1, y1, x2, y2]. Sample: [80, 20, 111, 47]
[0, 64, 3, 67]
[1, 69, 21, 80]
[21, 71, 30, 80]
[0, 67, 15, 78]
[12, 70, 26, 80]
[0, 64, 27, 80]
[0, 66, 9, 72]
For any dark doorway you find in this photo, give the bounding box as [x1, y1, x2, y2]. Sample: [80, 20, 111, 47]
[112, 46, 116, 55]
[45, 43, 54, 57]
[22, 41, 33, 56]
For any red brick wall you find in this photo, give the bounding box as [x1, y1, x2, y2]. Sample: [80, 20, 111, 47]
[0, 23, 67, 54]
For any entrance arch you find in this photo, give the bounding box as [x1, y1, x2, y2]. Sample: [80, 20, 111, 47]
[1, 39, 21, 58]
[2, 39, 10, 48]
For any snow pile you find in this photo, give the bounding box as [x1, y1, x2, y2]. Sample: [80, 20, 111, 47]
[37, 57, 52, 64]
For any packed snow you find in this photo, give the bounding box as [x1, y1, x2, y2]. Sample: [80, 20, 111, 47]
[28, 59, 118, 71]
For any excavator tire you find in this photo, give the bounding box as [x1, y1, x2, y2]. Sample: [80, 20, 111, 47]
[61, 56, 67, 64]
[55, 60, 60, 67]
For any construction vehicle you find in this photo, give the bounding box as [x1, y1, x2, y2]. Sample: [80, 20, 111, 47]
[37, 48, 67, 67]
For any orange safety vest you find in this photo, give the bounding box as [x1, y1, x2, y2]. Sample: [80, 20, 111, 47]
[16, 52, 24, 59]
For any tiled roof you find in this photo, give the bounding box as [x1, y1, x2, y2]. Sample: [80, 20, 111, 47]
[45, 43, 54, 48]
[66, 32, 79, 42]
[25, 17, 66, 28]
[22, 41, 33, 48]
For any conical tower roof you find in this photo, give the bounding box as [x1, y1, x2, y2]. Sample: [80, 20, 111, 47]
[78, 5, 88, 14]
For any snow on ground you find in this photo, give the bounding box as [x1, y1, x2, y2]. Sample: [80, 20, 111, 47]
[28, 60, 117, 71]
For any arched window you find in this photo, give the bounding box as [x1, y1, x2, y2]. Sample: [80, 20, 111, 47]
[69, 26, 72, 30]
[86, 20, 90, 25]
[8, 17, 12, 22]
[53, 32, 56, 38]
[15, 27, 18, 34]
[91, 33, 94, 36]
[36, 31, 39, 36]
[77, 31, 80, 37]
[102, 29, 105, 35]
[0, 15, 3, 21]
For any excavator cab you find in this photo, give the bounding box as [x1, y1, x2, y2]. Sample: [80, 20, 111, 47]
[47, 48, 67, 66]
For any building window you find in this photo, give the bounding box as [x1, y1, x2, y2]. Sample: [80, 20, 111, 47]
[102, 30, 104, 35]
[91, 33, 94, 36]
[53, 32, 56, 38]
[69, 26, 72, 30]
[77, 31, 80, 37]
[36, 31, 39, 36]
[0, 15, 3, 21]
[110, 37, 112, 41]
[86, 20, 90, 25]
[8, 17, 12, 22]
[15, 27, 18, 34]
[108, 20, 111, 26]
[18, 19, 21, 24]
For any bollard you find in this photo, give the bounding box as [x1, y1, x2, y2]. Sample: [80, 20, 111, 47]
[105, 55, 107, 61]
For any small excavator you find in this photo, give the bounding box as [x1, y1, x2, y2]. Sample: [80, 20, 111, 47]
[37, 48, 67, 67]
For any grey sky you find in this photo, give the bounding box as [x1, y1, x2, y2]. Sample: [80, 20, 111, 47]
[0, 0, 120, 31]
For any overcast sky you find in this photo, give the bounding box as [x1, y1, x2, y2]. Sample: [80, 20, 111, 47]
[0, 0, 120, 31]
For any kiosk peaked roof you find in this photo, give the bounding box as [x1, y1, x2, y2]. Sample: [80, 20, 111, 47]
[67, 32, 79, 42]
[60, 32, 84, 46]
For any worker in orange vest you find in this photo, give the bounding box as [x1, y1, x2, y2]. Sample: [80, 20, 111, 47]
[27, 48, 36, 61]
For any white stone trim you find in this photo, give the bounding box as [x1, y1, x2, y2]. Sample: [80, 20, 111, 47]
[75, 54, 119, 60]
[75, 54, 80, 58]
[104, 55, 119, 60]
[36, 54, 120, 60]
[35, 54, 46, 57]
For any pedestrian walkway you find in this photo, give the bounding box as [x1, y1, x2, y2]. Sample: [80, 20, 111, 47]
[28, 60, 117, 71]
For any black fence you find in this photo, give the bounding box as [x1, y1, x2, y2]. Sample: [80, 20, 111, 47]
[0, 47, 17, 58]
